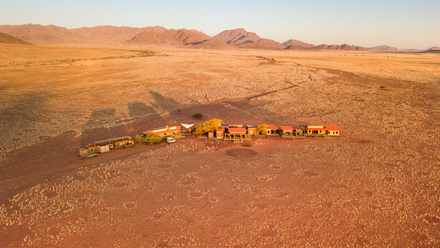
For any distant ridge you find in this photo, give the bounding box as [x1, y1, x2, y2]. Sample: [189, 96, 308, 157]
[428, 46, 440, 51]
[314, 44, 367, 51]
[128, 27, 210, 45]
[0, 24, 150, 44]
[185, 39, 234, 50]
[0, 24, 431, 51]
[369, 45, 398, 51]
[282, 39, 315, 50]
[214, 28, 283, 50]
[0, 32, 30, 44]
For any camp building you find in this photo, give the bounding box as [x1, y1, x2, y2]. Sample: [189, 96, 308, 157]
[293, 126, 303, 136]
[224, 127, 251, 141]
[143, 126, 181, 138]
[246, 125, 257, 136]
[266, 125, 277, 135]
[306, 125, 340, 136]
[279, 126, 294, 137]
[216, 128, 225, 138]
[79, 136, 134, 159]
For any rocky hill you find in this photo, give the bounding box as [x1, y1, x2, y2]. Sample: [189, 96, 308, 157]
[0, 24, 149, 44]
[314, 44, 367, 51]
[282, 39, 315, 50]
[0, 32, 30, 44]
[214, 28, 283, 49]
[1, 24, 409, 52]
[128, 27, 210, 45]
[428, 46, 440, 51]
[369, 45, 398, 51]
[185, 39, 234, 49]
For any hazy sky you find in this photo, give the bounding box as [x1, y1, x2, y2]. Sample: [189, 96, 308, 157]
[1, 0, 439, 49]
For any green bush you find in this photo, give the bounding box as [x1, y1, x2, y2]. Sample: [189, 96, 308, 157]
[142, 135, 162, 144]
[134, 135, 143, 143]
[192, 113, 203, 118]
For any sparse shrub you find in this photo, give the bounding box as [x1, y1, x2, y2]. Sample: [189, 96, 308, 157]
[142, 135, 162, 144]
[380, 85, 388, 90]
[192, 113, 203, 118]
[177, 109, 181, 112]
[134, 135, 143, 143]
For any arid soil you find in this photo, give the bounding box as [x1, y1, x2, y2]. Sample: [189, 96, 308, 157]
[0, 43, 439, 247]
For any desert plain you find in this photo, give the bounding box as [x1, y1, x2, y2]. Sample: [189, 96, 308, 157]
[0, 43, 440, 247]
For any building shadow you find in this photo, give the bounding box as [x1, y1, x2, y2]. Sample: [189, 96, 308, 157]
[127, 101, 168, 133]
[148, 90, 181, 112]
[80, 108, 129, 146]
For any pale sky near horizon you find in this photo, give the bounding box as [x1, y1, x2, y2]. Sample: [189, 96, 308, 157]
[1, 0, 439, 49]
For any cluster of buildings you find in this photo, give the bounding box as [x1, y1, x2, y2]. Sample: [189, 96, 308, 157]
[79, 123, 340, 159]
[143, 124, 340, 142]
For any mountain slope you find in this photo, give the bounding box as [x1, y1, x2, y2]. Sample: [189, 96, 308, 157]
[185, 39, 234, 49]
[428, 46, 440, 51]
[0, 24, 149, 44]
[214, 28, 283, 49]
[315, 44, 366, 51]
[128, 27, 210, 45]
[0, 32, 31, 44]
[282, 39, 315, 50]
[369, 45, 398, 51]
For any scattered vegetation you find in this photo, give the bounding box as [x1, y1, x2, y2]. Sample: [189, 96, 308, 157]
[134, 135, 143, 143]
[192, 113, 204, 119]
[1, 49, 156, 68]
[256, 124, 268, 135]
[379, 85, 388, 90]
[256, 56, 276, 62]
[194, 118, 225, 135]
[142, 135, 162, 144]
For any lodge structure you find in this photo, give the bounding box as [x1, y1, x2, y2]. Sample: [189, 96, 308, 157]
[278, 126, 304, 138]
[143, 126, 181, 138]
[266, 125, 277, 136]
[79, 136, 135, 159]
[223, 127, 252, 142]
[305, 125, 340, 136]
[279, 126, 294, 137]
[79, 121, 340, 159]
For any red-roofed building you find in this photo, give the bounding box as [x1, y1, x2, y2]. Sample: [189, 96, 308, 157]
[279, 126, 294, 137]
[257, 124, 277, 136]
[224, 127, 251, 141]
[324, 125, 340, 136]
[228, 128, 246, 133]
[306, 125, 340, 136]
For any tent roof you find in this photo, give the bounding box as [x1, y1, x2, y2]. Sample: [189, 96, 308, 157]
[181, 123, 195, 129]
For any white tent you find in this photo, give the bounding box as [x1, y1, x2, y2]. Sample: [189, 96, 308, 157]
[181, 124, 195, 129]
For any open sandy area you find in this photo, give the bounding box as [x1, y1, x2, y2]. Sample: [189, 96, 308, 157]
[0, 43, 439, 247]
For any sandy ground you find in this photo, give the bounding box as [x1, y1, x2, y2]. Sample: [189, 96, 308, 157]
[0, 43, 440, 247]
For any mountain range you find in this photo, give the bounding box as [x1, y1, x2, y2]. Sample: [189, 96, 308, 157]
[0, 24, 437, 51]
